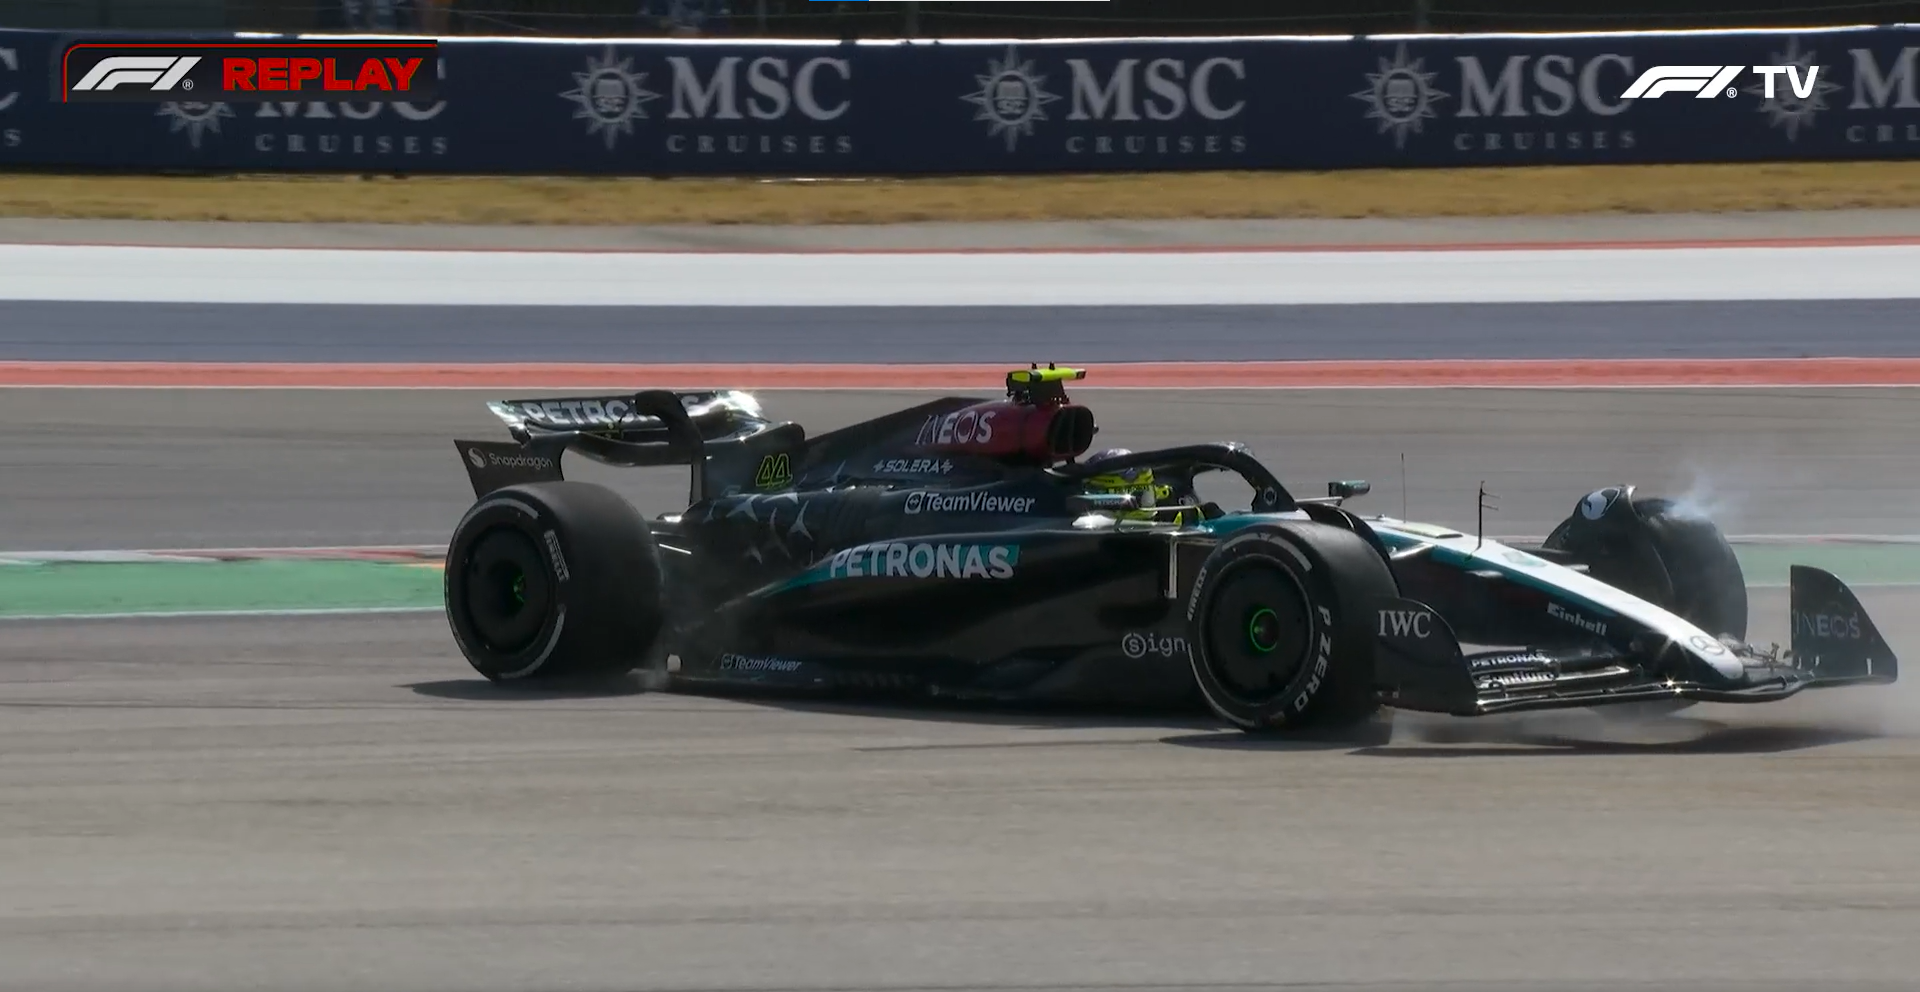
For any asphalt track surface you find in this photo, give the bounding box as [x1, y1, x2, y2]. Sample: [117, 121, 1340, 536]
[6, 386, 1920, 991]
[8, 603, 1920, 992]
[3, 299, 1917, 363]
[8, 202, 1920, 992]
[6, 387, 1920, 549]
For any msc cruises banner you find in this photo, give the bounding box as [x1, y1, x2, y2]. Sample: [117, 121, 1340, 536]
[0, 26, 1917, 173]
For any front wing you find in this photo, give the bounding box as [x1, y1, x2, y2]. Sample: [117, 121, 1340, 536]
[1373, 565, 1898, 717]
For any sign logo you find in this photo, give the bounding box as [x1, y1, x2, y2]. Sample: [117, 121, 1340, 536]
[62, 42, 437, 103]
[0, 46, 16, 114]
[719, 653, 803, 673]
[1547, 601, 1608, 636]
[1378, 608, 1434, 638]
[1621, 64, 1823, 101]
[1579, 486, 1620, 521]
[1353, 43, 1450, 149]
[1121, 632, 1188, 660]
[826, 542, 1020, 580]
[904, 490, 1036, 515]
[542, 529, 571, 583]
[1746, 39, 1842, 141]
[913, 408, 999, 447]
[1794, 610, 1862, 640]
[754, 452, 793, 490]
[1689, 633, 1729, 655]
[559, 47, 663, 150]
[872, 458, 953, 476]
[155, 102, 235, 149]
[962, 45, 1061, 152]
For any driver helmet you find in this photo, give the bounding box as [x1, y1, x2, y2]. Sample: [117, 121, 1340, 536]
[1083, 448, 1193, 523]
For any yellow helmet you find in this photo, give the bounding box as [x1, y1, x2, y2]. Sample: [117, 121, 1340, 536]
[1083, 458, 1193, 524]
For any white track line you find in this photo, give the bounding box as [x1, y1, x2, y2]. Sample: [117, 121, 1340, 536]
[5, 243, 1919, 306]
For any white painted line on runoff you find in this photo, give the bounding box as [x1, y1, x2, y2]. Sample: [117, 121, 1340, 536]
[4, 243, 1918, 306]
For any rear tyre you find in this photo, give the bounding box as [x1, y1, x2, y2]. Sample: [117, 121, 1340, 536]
[444, 482, 664, 683]
[1183, 522, 1398, 733]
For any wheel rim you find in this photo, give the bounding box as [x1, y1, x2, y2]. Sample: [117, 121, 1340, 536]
[1246, 607, 1282, 654]
[460, 527, 552, 654]
[1202, 560, 1313, 704]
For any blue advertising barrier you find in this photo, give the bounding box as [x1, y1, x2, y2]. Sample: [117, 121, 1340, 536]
[0, 26, 1917, 173]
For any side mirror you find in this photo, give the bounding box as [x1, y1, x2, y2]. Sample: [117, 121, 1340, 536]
[1328, 480, 1371, 500]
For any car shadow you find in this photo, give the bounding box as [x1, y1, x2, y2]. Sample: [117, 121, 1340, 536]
[716, 690, 1226, 735]
[404, 676, 1226, 733]
[1350, 723, 1879, 757]
[400, 681, 1882, 756]
[404, 672, 658, 701]
[1162, 719, 1396, 751]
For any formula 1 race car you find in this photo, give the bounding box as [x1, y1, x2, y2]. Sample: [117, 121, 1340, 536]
[442, 366, 1898, 733]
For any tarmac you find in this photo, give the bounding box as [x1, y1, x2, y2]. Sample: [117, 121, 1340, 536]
[6, 385, 1920, 991]
[6, 210, 1920, 992]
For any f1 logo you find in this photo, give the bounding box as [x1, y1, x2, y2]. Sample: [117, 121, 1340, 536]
[70, 55, 201, 92]
[1378, 608, 1433, 639]
[1621, 64, 1823, 100]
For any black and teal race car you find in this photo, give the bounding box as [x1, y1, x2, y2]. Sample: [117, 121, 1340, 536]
[441, 366, 1897, 734]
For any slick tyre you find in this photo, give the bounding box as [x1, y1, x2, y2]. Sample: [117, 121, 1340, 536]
[444, 482, 664, 683]
[1183, 523, 1398, 733]
[1545, 494, 1747, 640]
[1546, 489, 1747, 721]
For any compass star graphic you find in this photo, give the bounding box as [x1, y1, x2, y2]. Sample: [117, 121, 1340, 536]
[156, 102, 235, 150]
[961, 45, 1061, 152]
[1352, 44, 1450, 150]
[1745, 38, 1842, 142]
[559, 47, 662, 150]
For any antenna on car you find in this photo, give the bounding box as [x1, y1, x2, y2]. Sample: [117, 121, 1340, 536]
[1400, 452, 1407, 520]
[1475, 481, 1498, 553]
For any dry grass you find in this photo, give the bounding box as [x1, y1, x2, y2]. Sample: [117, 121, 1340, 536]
[4, 162, 1920, 225]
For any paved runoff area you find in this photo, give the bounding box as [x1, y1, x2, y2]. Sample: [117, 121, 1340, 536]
[6, 386, 1920, 992]
[4, 212, 1920, 992]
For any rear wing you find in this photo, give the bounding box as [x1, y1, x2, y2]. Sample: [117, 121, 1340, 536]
[454, 388, 803, 505]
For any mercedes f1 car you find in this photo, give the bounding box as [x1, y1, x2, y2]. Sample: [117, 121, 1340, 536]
[442, 367, 1897, 733]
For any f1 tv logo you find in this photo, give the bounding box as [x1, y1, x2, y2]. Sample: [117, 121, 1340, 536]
[69, 56, 201, 93]
[1622, 64, 1823, 100]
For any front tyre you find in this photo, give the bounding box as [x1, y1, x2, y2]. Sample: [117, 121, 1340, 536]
[1545, 486, 1747, 721]
[1544, 487, 1747, 640]
[444, 482, 665, 683]
[1184, 523, 1398, 733]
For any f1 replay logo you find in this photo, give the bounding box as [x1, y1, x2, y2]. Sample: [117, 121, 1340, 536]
[1622, 64, 1823, 100]
[61, 41, 438, 102]
[69, 55, 199, 93]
